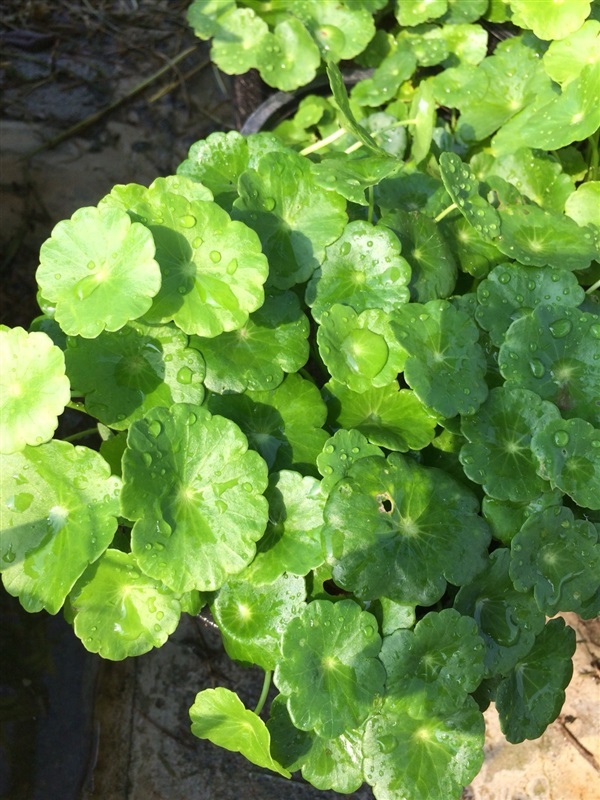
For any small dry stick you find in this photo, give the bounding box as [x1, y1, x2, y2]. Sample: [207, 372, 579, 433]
[558, 715, 600, 772]
[26, 44, 200, 157]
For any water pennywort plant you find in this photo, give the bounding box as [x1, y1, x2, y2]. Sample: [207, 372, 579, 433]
[2, 5, 600, 798]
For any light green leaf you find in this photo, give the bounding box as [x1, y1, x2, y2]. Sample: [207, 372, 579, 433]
[391, 299, 489, 418]
[510, 506, 600, 615]
[492, 62, 600, 152]
[190, 687, 291, 777]
[496, 618, 576, 743]
[69, 548, 182, 659]
[317, 304, 407, 393]
[510, 0, 591, 40]
[531, 417, 600, 509]
[439, 153, 501, 239]
[565, 182, 600, 228]
[0, 327, 70, 454]
[101, 183, 268, 337]
[233, 150, 347, 290]
[543, 20, 600, 85]
[409, 79, 436, 165]
[190, 291, 309, 393]
[274, 599, 385, 738]
[249, 470, 327, 583]
[306, 220, 410, 322]
[65, 320, 205, 430]
[212, 571, 306, 669]
[296, 0, 379, 61]
[363, 691, 484, 800]
[324, 453, 490, 605]
[257, 19, 320, 90]
[1, 440, 120, 614]
[324, 379, 439, 452]
[122, 404, 269, 593]
[36, 205, 160, 338]
[311, 155, 400, 206]
[396, 0, 448, 26]
[210, 7, 268, 74]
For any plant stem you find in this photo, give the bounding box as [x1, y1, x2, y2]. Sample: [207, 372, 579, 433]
[254, 670, 272, 716]
[434, 202, 458, 223]
[300, 127, 347, 156]
[586, 130, 599, 181]
[367, 185, 375, 224]
[586, 277, 600, 294]
[344, 140, 363, 154]
[63, 427, 99, 443]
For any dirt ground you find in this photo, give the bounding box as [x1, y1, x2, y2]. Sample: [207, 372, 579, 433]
[0, 3, 599, 799]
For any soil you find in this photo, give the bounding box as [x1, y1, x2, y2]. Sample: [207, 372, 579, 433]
[1, 3, 599, 800]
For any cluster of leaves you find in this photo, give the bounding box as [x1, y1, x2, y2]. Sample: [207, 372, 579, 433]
[2, 3, 600, 799]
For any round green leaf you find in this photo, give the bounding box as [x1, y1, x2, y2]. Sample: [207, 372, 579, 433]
[530, 417, 600, 509]
[190, 290, 309, 393]
[439, 153, 501, 239]
[36, 205, 160, 338]
[492, 63, 600, 152]
[510, 506, 600, 615]
[317, 429, 382, 495]
[207, 373, 329, 476]
[475, 263, 585, 346]
[565, 181, 600, 228]
[510, 0, 591, 40]
[311, 155, 400, 206]
[1, 440, 120, 614]
[379, 209, 457, 302]
[409, 79, 437, 165]
[0, 327, 70, 454]
[499, 305, 600, 425]
[210, 7, 268, 74]
[317, 304, 407, 393]
[482, 489, 563, 546]
[543, 20, 600, 85]
[363, 691, 484, 800]
[274, 599, 385, 738]
[495, 202, 599, 270]
[324, 453, 491, 605]
[256, 19, 320, 91]
[460, 387, 562, 502]
[396, 0, 448, 26]
[149, 174, 213, 203]
[454, 549, 546, 676]
[101, 182, 268, 337]
[381, 609, 486, 698]
[249, 470, 326, 583]
[69, 549, 182, 659]
[391, 299, 488, 418]
[190, 687, 291, 777]
[212, 571, 306, 670]
[186, 0, 235, 38]
[65, 320, 205, 430]
[495, 618, 576, 744]
[296, 0, 379, 60]
[122, 404, 269, 593]
[323, 380, 439, 452]
[305, 220, 410, 322]
[233, 150, 347, 290]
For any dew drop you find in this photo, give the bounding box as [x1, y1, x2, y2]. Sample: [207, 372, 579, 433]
[529, 359, 545, 379]
[498, 272, 511, 284]
[142, 452, 153, 468]
[340, 241, 351, 256]
[147, 420, 162, 438]
[549, 318, 572, 338]
[180, 215, 196, 228]
[263, 197, 276, 211]
[590, 324, 600, 339]
[226, 258, 238, 275]
[177, 366, 193, 384]
[87, 260, 96, 271]
[192, 236, 203, 249]
[553, 430, 570, 447]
